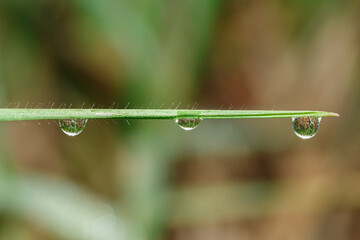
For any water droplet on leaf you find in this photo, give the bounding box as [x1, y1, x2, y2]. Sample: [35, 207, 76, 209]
[59, 119, 88, 136]
[175, 118, 202, 131]
[292, 116, 321, 139]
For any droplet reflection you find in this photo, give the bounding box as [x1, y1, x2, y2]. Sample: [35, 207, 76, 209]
[59, 119, 88, 136]
[292, 116, 321, 139]
[175, 118, 202, 131]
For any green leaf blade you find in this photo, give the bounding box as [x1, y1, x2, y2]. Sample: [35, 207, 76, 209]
[0, 109, 339, 122]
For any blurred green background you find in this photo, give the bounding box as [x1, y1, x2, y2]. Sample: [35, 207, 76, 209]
[0, 0, 359, 239]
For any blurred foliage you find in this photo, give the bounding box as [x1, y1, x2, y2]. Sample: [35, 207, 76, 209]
[0, 0, 360, 239]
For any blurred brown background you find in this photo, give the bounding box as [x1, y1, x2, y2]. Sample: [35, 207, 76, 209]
[0, 0, 359, 239]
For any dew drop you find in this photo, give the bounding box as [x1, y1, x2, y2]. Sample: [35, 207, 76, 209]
[292, 116, 321, 139]
[59, 119, 88, 136]
[175, 118, 202, 131]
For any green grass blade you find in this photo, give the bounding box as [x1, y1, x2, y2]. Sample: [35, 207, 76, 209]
[0, 109, 339, 122]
